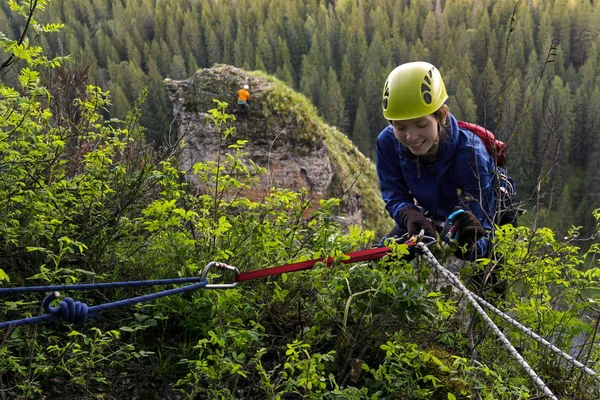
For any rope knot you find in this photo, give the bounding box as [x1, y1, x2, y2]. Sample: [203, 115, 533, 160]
[43, 292, 89, 325]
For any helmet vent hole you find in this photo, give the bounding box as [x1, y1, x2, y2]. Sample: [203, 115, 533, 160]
[421, 83, 429, 93]
[428, 69, 433, 78]
[382, 82, 390, 109]
[424, 76, 431, 85]
[423, 92, 432, 104]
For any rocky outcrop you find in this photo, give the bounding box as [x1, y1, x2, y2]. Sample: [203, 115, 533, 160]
[165, 64, 392, 235]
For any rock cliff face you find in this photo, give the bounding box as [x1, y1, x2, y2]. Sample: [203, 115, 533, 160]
[165, 64, 392, 235]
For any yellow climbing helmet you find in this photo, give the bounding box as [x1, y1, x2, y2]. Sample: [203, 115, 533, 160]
[382, 61, 448, 120]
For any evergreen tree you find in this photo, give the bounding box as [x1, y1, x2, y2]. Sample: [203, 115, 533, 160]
[254, 53, 266, 72]
[243, 36, 254, 70]
[181, 13, 204, 68]
[551, 0, 571, 68]
[187, 53, 199, 76]
[222, 21, 234, 65]
[169, 55, 187, 79]
[233, 27, 246, 67]
[256, 25, 274, 72]
[421, 11, 439, 65]
[285, 11, 308, 81]
[536, 10, 554, 66]
[97, 31, 118, 69]
[108, 83, 130, 120]
[274, 64, 294, 86]
[510, 82, 537, 198]
[340, 55, 356, 130]
[126, 62, 147, 104]
[126, 36, 141, 66]
[360, 64, 385, 145]
[519, 6, 536, 66]
[136, 0, 155, 41]
[571, 44, 599, 168]
[299, 32, 326, 104]
[578, 90, 600, 232]
[476, 58, 503, 130]
[399, 5, 419, 44]
[142, 59, 175, 144]
[159, 39, 173, 76]
[365, 32, 388, 76]
[408, 39, 431, 64]
[205, 27, 222, 67]
[274, 36, 293, 83]
[318, 79, 327, 114]
[446, 69, 478, 123]
[164, 10, 182, 56]
[352, 97, 372, 156]
[323, 67, 346, 130]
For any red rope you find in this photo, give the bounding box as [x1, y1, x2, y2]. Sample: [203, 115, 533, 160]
[235, 243, 415, 282]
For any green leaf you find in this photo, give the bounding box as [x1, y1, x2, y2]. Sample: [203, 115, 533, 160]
[0, 268, 9, 282]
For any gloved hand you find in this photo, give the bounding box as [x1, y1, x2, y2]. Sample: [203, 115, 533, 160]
[399, 206, 436, 237]
[451, 208, 485, 248]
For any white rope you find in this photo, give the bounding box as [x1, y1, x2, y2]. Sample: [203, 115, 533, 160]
[429, 250, 598, 380]
[417, 242, 558, 400]
[473, 288, 599, 381]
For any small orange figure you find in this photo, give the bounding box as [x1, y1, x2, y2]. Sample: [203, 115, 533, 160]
[236, 84, 250, 119]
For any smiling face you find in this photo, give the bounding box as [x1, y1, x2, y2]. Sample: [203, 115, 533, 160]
[391, 114, 440, 156]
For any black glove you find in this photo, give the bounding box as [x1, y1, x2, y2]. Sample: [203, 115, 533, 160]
[399, 206, 436, 237]
[452, 208, 485, 248]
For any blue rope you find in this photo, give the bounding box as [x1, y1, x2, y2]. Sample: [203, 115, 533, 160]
[0, 280, 209, 330]
[0, 276, 209, 294]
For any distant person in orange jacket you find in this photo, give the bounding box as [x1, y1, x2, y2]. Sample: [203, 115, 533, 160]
[237, 84, 250, 119]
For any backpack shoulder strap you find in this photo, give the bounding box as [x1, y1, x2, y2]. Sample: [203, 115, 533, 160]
[457, 121, 507, 167]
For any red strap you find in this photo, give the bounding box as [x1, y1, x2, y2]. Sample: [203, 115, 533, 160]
[457, 120, 507, 167]
[235, 244, 414, 282]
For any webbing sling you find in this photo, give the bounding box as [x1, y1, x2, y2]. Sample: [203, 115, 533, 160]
[234, 245, 411, 282]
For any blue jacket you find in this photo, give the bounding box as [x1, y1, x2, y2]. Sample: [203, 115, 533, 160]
[375, 114, 495, 257]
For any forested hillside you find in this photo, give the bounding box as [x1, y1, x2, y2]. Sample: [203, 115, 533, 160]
[1, 0, 599, 233]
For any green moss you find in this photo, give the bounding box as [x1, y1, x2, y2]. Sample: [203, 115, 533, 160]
[251, 69, 393, 236]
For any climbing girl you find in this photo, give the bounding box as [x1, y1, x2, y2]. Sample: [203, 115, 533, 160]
[376, 61, 513, 259]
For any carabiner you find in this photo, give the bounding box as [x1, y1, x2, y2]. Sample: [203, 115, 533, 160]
[397, 230, 438, 251]
[417, 235, 438, 247]
[440, 209, 464, 252]
[199, 261, 240, 289]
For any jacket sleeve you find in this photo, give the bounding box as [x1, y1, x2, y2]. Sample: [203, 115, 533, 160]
[375, 128, 415, 226]
[454, 142, 496, 258]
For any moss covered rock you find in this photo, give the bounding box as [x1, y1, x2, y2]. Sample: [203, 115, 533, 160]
[165, 64, 392, 235]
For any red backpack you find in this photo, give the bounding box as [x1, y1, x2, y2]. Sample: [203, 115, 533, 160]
[457, 121, 507, 167]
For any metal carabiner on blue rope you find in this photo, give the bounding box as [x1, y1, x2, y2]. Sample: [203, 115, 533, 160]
[200, 261, 240, 289]
[0, 261, 241, 330]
